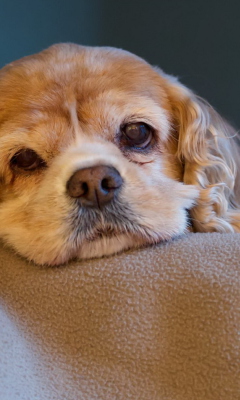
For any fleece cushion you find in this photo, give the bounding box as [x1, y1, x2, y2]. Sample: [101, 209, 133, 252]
[0, 232, 239, 400]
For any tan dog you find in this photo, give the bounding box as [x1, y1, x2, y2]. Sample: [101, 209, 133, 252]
[0, 43, 239, 265]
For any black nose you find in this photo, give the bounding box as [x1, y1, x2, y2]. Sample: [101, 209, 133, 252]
[66, 165, 123, 208]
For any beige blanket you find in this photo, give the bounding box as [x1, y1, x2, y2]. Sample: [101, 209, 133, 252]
[0, 233, 239, 400]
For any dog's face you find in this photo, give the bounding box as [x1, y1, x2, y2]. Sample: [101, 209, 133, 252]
[0, 44, 204, 264]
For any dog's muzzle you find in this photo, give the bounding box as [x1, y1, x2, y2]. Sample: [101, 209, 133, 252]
[66, 165, 123, 209]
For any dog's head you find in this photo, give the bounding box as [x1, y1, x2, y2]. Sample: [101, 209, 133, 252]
[1, 43, 236, 265]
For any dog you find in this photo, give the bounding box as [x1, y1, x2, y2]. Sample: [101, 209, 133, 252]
[0, 43, 239, 265]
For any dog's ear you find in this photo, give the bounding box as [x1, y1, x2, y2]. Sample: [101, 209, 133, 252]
[160, 71, 240, 232]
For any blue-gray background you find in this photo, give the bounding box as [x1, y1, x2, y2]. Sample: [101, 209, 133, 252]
[1, 0, 240, 126]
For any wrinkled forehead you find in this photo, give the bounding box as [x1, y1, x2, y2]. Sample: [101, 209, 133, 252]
[0, 45, 167, 112]
[0, 46, 170, 151]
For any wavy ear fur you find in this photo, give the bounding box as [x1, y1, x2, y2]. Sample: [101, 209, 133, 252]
[163, 73, 240, 232]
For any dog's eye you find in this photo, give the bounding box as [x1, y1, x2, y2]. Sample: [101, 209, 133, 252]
[121, 122, 153, 148]
[10, 148, 46, 171]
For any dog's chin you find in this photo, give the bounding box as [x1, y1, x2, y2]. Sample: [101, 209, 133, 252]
[77, 232, 142, 261]
[75, 228, 165, 263]
[51, 224, 173, 266]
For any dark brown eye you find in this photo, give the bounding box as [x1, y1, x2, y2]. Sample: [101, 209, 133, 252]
[10, 148, 46, 171]
[121, 122, 153, 148]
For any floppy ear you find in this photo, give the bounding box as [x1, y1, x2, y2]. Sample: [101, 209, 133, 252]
[162, 73, 240, 232]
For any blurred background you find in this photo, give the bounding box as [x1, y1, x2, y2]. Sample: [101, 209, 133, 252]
[1, 0, 240, 126]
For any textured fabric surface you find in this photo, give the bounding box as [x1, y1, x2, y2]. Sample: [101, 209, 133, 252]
[0, 233, 239, 400]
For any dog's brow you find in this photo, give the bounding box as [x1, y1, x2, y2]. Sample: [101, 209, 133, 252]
[65, 99, 80, 138]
